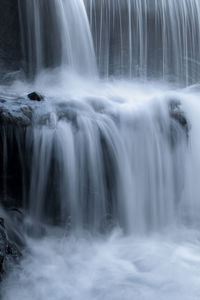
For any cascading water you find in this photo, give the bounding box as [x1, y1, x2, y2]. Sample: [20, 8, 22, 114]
[18, 0, 97, 77]
[24, 92, 190, 234]
[85, 0, 200, 85]
[1, 0, 200, 299]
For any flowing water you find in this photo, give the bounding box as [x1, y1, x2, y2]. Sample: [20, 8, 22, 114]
[2, 228, 200, 300]
[85, 0, 200, 85]
[1, 0, 200, 299]
[18, 0, 97, 77]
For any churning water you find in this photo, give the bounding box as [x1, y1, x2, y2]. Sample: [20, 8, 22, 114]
[2, 228, 200, 300]
[1, 0, 200, 299]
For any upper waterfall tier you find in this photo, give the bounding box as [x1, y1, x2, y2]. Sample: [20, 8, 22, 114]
[85, 0, 200, 85]
[0, 1, 21, 79]
[0, 0, 199, 84]
[18, 0, 97, 77]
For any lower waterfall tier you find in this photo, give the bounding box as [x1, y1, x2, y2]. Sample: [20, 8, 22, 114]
[0, 79, 200, 299]
[0, 79, 199, 235]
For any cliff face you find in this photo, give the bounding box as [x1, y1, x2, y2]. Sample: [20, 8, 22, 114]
[0, 1, 21, 79]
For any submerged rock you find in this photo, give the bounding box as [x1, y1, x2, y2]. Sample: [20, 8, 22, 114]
[168, 99, 190, 145]
[28, 92, 44, 102]
[169, 99, 190, 133]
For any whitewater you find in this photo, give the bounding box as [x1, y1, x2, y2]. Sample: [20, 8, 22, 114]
[1, 0, 200, 299]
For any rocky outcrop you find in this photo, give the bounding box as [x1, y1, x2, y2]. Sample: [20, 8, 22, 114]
[169, 99, 190, 135]
[0, 217, 21, 281]
[168, 99, 190, 146]
[0, 105, 33, 127]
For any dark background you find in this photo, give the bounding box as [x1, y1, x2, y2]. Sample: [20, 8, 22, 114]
[0, 0, 21, 79]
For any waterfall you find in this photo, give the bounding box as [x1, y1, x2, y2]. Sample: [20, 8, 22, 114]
[2, 1, 200, 299]
[29, 97, 186, 234]
[17, 0, 200, 85]
[85, 0, 200, 85]
[1, 0, 200, 233]
[18, 0, 97, 77]
[0, 85, 193, 234]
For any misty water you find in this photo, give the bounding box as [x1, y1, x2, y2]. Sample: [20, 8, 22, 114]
[1, 0, 200, 299]
[2, 228, 200, 300]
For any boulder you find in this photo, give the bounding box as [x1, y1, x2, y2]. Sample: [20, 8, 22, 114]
[28, 92, 44, 102]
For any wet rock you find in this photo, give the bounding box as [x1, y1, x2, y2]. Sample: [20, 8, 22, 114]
[28, 92, 44, 102]
[6, 209, 26, 248]
[169, 99, 190, 144]
[0, 106, 32, 126]
[0, 217, 21, 281]
[21, 106, 33, 119]
[169, 100, 189, 131]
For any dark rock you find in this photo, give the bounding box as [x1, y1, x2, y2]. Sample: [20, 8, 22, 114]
[169, 99, 189, 129]
[21, 106, 33, 119]
[0, 105, 32, 127]
[169, 99, 190, 142]
[28, 92, 44, 102]
[0, 217, 21, 281]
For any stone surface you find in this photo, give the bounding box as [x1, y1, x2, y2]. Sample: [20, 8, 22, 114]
[169, 99, 190, 145]
[28, 92, 44, 102]
[0, 218, 21, 281]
